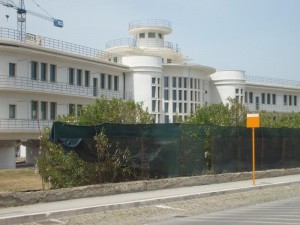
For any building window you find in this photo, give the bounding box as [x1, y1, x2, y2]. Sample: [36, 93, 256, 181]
[31, 61, 38, 80]
[148, 32, 155, 38]
[164, 89, 169, 100]
[50, 102, 56, 120]
[167, 59, 172, 63]
[173, 103, 177, 113]
[85, 70, 90, 87]
[179, 90, 182, 100]
[184, 103, 187, 113]
[190, 79, 193, 89]
[179, 103, 182, 113]
[50, 64, 56, 82]
[41, 63, 47, 81]
[9, 63, 16, 77]
[164, 77, 169, 88]
[93, 78, 98, 96]
[249, 92, 253, 104]
[164, 102, 169, 113]
[139, 33, 145, 38]
[101, 73, 105, 89]
[152, 86, 156, 98]
[41, 101, 47, 120]
[173, 90, 177, 100]
[69, 104, 75, 115]
[284, 95, 287, 105]
[114, 76, 118, 91]
[178, 78, 182, 88]
[164, 115, 169, 123]
[31, 101, 38, 120]
[152, 100, 156, 112]
[235, 88, 239, 94]
[108, 75, 112, 90]
[267, 93, 271, 104]
[158, 33, 162, 39]
[172, 77, 176, 88]
[294, 96, 297, 106]
[9, 104, 16, 119]
[152, 77, 156, 84]
[77, 69, 82, 86]
[77, 104, 82, 116]
[184, 91, 187, 101]
[272, 94, 276, 105]
[69, 68, 74, 85]
[245, 92, 248, 103]
[289, 95, 292, 106]
[184, 78, 187, 88]
[261, 93, 265, 104]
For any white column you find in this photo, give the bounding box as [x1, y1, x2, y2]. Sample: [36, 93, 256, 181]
[0, 141, 17, 169]
[24, 141, 40, 166]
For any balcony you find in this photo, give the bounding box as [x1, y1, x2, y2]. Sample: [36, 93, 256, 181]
[0, 75, 133, 100]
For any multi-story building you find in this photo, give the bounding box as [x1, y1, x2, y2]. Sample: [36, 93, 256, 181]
[1, 19, 300, 168]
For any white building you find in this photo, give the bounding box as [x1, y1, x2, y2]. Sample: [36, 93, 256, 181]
[1, 19, 300, 168]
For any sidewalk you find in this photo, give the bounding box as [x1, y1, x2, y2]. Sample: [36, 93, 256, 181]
[1, 174, 300, 225]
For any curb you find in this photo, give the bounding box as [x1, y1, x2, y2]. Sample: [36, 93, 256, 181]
[1, 180, 300, 225]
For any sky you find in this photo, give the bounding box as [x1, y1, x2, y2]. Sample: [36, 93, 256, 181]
[1, 0, 300, 80]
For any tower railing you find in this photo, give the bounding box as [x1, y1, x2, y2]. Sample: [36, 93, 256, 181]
[129, 19, 171, 30]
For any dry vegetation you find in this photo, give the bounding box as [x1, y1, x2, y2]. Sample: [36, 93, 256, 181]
[0, 168, 43, 192]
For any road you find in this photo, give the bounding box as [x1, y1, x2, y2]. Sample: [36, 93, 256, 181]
[22, 183, 300, 225]
[151, 196, 300, 225]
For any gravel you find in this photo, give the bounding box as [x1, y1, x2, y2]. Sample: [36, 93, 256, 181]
[22, 183, 300, 225]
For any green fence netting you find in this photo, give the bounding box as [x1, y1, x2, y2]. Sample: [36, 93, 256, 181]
[51, 122, 300, 178]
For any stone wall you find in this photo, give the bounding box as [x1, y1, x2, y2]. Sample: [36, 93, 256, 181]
[1, 168, 299, 208]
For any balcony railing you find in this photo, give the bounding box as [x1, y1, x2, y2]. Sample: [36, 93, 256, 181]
[0, 119, 53, 130]
[105, 38, 137, 49]
[0, 75, 133, 100]
[105, 38, 181, 53]
[0, 27, 122, 64]
[129, 19, 172, 30]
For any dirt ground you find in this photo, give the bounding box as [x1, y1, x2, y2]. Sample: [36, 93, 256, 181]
[0, 168, 44, 192]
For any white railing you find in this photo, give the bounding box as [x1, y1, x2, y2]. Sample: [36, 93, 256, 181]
[0, 75, 133, 100]
[129, 19, 172, 30]
[0, 119, 52, 130]
[0, 27, 122, 64]
[246, 75, 300, 89]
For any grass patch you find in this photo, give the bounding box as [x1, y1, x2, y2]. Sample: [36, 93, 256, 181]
[0, 168, 44, 192]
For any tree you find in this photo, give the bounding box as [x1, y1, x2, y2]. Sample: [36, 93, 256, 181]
[37, 97, 153, 188]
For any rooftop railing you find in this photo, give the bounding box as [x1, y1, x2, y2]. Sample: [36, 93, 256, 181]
[0, 27, 122, 64]
[129, 19, 172, 30]
[246, 74, 300, 89]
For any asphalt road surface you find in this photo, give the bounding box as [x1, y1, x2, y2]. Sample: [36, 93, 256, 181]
[151, 196, 300, 225]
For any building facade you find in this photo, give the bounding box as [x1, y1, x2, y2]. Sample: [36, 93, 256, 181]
[1, 19, 300, 168]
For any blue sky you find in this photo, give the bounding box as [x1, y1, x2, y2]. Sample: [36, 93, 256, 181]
[1, 0, 300, 80]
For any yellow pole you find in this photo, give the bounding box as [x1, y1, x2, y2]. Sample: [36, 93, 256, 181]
[252, 127, 256, 186]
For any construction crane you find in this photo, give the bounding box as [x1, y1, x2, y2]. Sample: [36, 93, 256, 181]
[0, 0, 63, 42]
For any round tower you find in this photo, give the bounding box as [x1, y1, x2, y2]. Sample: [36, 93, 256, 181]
[128, 19, 172, 49]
